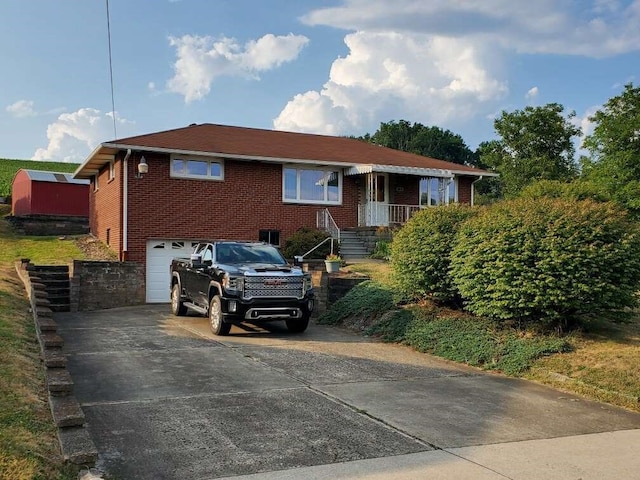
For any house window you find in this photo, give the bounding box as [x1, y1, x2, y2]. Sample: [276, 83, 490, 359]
[259, 230, 280, 246]
[170, 155, 224, 180]
[419, 178, 456, 206]
[108, 160, 115, 181]
[283, 166, 341, 204]
[106, 228, 110, 246]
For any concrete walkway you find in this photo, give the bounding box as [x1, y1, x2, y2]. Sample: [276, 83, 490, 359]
[55, 305, 640, 480]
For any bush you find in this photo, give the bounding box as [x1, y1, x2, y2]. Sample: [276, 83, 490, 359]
[391, 205, 477, 304]
[282, 227, 331, 259]
[365, 308, 414, 342]
[317, 280, 395, 325]
[519, 179, 611, 203]
[370, 240, 391, 260]
[450, 198, 640, 329]
[405, 316, 570, 375]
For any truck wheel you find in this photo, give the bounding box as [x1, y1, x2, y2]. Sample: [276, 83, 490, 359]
[171, 284, 187, 316]
[209, 296, 231, 336]
[286, 315, 310, 334]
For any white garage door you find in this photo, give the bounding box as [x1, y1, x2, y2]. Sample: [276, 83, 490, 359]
[146, 240, 198, 303]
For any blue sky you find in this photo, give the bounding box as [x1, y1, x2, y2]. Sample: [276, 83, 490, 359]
[1, 0, 638, 163]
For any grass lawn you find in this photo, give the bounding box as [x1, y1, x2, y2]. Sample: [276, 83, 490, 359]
[344, 260, 640, 413]
[0, 204, 83, 479]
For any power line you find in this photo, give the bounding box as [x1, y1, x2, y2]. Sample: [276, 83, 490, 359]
[105, 0, 118, 140]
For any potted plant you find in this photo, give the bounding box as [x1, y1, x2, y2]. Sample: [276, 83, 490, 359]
[324, 253, 341, 273]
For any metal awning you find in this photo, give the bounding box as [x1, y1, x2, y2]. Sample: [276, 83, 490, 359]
[344, 164, 497, 178]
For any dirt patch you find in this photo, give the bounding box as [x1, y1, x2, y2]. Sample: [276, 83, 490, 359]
[75, 235, 118, 261]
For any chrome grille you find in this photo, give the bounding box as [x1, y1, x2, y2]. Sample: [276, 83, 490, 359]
[243, 276, 304, 299]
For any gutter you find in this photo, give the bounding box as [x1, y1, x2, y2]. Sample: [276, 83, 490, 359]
[122, 149, 131, 259]
[471, 176, 483, 206]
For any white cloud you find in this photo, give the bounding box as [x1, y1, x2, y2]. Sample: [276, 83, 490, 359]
[6, 100, 36, 118]
[301, 0, 640, 58]
[32, 108, 133, 163]
[275, 0, 640, 137]
[166, 33, 309, 102]
[274, 31, 506, 134]
[525, 86, 539, 101]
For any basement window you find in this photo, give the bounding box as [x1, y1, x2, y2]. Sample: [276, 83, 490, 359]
[259, 230, 280, 246]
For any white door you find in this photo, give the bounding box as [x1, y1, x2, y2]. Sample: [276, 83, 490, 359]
[145, 240, 198, 303]
[365, 173, 390, 226]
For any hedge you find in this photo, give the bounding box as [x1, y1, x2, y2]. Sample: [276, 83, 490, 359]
[450, 198, 640, 328]
[390, 205, 476, 304]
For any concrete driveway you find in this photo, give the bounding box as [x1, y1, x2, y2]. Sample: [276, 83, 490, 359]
[55, 305, 640, 479]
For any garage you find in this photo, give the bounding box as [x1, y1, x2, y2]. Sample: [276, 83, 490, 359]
[146, 239, 199, 303]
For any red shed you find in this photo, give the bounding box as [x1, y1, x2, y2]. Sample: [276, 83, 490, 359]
[12, 169, 89, 217]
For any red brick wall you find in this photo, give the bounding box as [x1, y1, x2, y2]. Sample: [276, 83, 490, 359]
[90, 160, 122, 258]
[391, 175, 420, 205]
[457, 176, 474, 204]
[89, 153, 478, 267]
[123, 154, 359, 264]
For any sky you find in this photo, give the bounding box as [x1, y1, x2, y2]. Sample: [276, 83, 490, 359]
[0, 0, 638, 164]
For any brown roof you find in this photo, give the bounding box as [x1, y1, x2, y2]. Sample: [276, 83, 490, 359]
[75, 123, 492, 178]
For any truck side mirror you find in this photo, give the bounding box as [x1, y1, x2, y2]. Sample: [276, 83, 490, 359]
[293, 255, 303, 266]
[190, 253, 203, 268]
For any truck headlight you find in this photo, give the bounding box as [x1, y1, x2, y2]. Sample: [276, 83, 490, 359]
[223, 274, 244, 293]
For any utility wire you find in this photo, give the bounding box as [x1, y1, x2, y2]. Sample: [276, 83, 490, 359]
[105, 0, 118, 140]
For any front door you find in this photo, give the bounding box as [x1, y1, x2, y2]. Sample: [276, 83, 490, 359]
[365, 173, 389, 226]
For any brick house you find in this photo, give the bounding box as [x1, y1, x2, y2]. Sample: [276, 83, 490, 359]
[74, 123, 493, 302]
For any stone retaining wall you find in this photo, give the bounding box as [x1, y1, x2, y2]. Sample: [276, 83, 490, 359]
[7, 214, 89, 235]
[70, 261, 145, 311]
[16, 261, 97, 466]
[304, 262, 368, 317]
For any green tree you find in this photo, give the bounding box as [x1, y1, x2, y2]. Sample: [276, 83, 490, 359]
[482, 104, 581, 196]
[582, 84, 640, 214]
[361, 120, 478, 166]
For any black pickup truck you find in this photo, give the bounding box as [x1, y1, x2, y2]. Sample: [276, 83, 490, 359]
[170, 241, 314, 335]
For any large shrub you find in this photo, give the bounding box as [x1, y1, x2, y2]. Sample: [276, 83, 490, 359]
[519, 179, 611, 203]
[281, 227, 331, 259]
[450, 198, 640, 328]
[391, 205, 477, 303]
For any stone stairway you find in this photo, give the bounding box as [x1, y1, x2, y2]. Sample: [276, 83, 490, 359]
[339, 230, 371, 260]
[28, 265, 71, 312]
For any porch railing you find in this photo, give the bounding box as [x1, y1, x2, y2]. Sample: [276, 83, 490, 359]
[317, 208, 341, 241]
[358, 203, 423, 227]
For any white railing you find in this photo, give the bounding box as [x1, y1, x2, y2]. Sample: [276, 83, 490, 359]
[317, 208, 341, 242]
[358, 203, 423, 227]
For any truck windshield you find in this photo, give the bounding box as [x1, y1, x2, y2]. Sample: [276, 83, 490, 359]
[216, 244, 287, 265]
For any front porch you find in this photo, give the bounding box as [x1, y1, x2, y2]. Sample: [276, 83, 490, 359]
[350, 170, 459, 227]
[357, 203, 423, 227]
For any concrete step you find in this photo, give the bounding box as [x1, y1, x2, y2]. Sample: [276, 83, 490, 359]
[41, 332, 64, 348]
[37, 317, 58, 333]
[50, 304, 71, 313]
[36, 306, 54, 318]
[50, 396, 85, 428]
[30, 265, 69, 273]
[46, 368, 73, 396]
[43, 348, 67, 368]
[58, 426, 98, 465]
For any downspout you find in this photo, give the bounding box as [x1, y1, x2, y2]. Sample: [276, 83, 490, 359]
[471, 176, 483, 207]
[122, 149, 132, 260]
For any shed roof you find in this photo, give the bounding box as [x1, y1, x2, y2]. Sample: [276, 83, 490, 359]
[20, 169, 89, 185]
[74, 123, 496, 179]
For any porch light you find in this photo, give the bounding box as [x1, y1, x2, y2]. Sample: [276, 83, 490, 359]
[137, 156, 148, 177]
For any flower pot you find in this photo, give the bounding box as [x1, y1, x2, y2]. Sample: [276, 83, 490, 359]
[324, 260, 341, 273]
